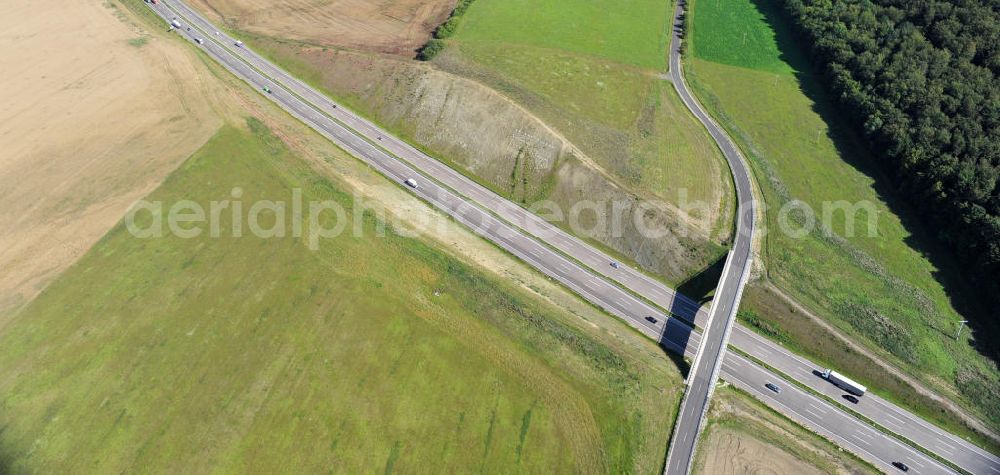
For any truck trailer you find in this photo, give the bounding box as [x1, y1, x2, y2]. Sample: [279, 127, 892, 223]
[822, 368, 866, 396]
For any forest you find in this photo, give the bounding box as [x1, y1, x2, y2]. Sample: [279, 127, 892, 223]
[779, 0, 1000, 330]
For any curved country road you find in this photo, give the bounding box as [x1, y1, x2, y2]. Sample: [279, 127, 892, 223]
[662, 1, 756, 473]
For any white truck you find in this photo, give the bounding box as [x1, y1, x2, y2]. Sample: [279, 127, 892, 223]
[822, 368, 866, 396]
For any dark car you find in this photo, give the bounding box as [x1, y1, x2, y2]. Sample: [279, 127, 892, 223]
[765, 383, 781, 394]
[843, 394, 859, 404]
[645, 316, 658, 324]
[892, 461, 909, 472]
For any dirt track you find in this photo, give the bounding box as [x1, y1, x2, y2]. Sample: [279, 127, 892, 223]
[0, 0, 229, 317]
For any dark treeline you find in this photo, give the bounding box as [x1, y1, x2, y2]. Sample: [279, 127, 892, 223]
[779, 0, 1000, 317]
[417, 0, 477, 60]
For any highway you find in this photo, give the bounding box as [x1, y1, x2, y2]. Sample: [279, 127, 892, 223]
[661, 0, 756, 472]
[148, 2, 998, 473]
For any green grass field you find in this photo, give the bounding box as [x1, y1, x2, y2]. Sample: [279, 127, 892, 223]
[454, 0, 672, 70]
[689, 0, 792, 74]
[687, 0, 1000, 438]
[0, 119, 681, 472]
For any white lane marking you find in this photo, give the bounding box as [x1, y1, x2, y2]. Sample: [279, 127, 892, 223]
[881, 411, 904, 426]
[934, 440, 954, 451]
[806, 408, 824, 419]
[807, 403, 827, 415]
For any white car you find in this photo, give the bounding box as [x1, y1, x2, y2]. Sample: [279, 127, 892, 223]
[235, 40, 244, 48]
[195, 38, 204, 45]
[404, 178, 418, 189]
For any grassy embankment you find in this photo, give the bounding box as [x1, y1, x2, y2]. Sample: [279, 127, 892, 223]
[445, 0, 735, 259]
[0, 120, 681, 473]
[686, 0, 1000, 448]
[694, 385, 877, 474]
[198, 0, 733, 287]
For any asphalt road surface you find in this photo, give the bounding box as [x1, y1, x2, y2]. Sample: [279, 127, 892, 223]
[661, 1, 756, 472]
[148, 2, 998, 474]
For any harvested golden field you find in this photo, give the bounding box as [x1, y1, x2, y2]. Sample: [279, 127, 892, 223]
[0, 0, 233, 317]
[190, 0, 456, 55]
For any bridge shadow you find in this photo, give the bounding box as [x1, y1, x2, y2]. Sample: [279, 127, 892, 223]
[747, 0, 998, 366]
[656, 253, 727, 378]
[659, 322, 692, 380]
[676, 253, 726, 310]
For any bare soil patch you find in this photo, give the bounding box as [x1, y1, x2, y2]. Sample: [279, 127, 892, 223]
[700, 429, 823, 475]
[695, 386, 875, 475]
[0, 0, 232, 317]
[190, 0, 456, 55]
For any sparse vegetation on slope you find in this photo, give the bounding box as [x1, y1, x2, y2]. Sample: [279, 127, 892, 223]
[0, 120, 681, 473]
[194, 0, 734, 285]
[435, 0, 736, 282]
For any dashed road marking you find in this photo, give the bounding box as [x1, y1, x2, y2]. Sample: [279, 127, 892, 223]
[881, 412, 904, 426]
[806, 408, 824, 419]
